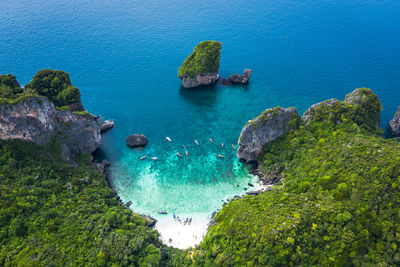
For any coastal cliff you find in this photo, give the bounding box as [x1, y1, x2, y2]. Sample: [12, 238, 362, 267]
[237, 88, 382, 164]
[0, 71, 100, 161]
[0, 71, 165, 266]
[178, 41, 222, 88]
[0, 96, 100, 161]
[237, 107, 300, 162]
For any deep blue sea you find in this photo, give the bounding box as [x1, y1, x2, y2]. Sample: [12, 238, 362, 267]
[1, 0, 400, 246]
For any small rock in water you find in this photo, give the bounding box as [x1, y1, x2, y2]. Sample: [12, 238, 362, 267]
[100, 120, 115, 133]
[126, 134, 147, 148]
[228, 69, 252, 84]
[125, 201, 132, 208]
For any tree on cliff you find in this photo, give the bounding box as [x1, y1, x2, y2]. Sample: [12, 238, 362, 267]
[25, 69, 83, 111]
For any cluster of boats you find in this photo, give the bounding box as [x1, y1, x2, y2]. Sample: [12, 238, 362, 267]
[173, 213, 192, 225]
[138, 137, 237, 161]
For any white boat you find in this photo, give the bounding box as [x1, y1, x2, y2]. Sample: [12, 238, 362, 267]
[139, 155, 147, 160]
[232, 144, 236, 150]
[183, 145, 189, 156]
[217, 154, 224, 158]
[209, 138, 213, 143]
[151, 157, 158, 160]
[221, 143, 224, 148]
[177, 152, 183, 157]
[166, 137, 172, 142]
[194, 139, 199, 146]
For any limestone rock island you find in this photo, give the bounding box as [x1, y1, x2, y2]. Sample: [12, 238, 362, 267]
[178, 41, 222, 88]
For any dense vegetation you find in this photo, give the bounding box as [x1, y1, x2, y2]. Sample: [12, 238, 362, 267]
[2, 74, 399, 266]
[25, 69, 82, 110]
[1, 70, 83, 111]
[0, 74, 22, 97]
[178, 41, 222, 78]
[0, 74, 37, 104]
[0, 139, 166, 266]
[190, 89, 400, 266]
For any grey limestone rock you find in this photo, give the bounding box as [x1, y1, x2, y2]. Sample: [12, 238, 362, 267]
[228, 69, 252, 84]
[389, 107, 400, 136]
[126, 134, 147, 148]
[0, 96, 101, 162]
[180, 73, 219, 88]
[100, 120, 115, 133]
[237, 107, 300, 162]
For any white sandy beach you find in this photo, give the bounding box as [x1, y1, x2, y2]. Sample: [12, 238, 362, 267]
[155, 212, 210, 249]
[154, 179, 268, 249]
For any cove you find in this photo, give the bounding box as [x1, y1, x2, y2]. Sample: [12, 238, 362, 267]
[1, 0, 400, 249]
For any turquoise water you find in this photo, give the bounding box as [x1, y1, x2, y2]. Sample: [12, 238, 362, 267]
[1, 0, 400, 228]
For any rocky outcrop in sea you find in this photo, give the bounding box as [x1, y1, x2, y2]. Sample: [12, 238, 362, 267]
[0, 96, 101, 161]
[100, 120, 115, 133]
[228, 69, 252, 84]
[237, 107, 300, 162]
[126, 134, 147, 148]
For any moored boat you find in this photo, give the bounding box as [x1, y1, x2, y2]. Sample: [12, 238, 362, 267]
[166, 137, 172, 142]
[183, 145, 189, 156]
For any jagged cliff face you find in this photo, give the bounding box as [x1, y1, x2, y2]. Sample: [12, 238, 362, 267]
[0, 97, 100, 161]
[237, 107, 301, 162]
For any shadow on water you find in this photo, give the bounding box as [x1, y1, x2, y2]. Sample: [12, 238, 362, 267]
[228, 82, 250, 91]
[93, 147, 108, 162]
[218, 79, 251, 91]
[178, 83, 219, 108]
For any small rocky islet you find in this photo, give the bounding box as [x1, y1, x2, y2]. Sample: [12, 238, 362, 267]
[126, 134, 147, 148]
[178, 40, 252, 88]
